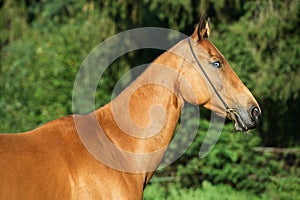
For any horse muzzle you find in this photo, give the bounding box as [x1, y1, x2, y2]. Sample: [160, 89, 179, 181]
[227, 105, 262, 131]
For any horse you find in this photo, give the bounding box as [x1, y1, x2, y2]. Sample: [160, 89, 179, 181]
[0, 17, 261, 199]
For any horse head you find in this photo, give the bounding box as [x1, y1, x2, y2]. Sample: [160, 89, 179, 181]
[178, 17, 261, 131]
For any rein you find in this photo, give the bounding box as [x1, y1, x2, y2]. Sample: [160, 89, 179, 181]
[187, 37, 230, 112]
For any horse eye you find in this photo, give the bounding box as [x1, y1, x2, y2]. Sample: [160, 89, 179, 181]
[213, 61, 222, 68]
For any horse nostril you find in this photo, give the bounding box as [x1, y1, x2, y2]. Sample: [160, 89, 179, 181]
[250, 106, 261, 122]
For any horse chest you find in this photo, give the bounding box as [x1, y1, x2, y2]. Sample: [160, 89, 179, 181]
[71, 170, 144, 200]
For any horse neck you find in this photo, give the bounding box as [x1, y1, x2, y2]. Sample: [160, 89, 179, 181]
[94, 42, 187, 172]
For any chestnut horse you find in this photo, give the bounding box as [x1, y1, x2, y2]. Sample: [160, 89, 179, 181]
[0, 18, 261, 199]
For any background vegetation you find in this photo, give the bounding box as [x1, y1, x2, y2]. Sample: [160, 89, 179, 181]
[0, 0, 299, 199]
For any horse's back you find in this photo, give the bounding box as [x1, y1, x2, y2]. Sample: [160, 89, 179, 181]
[0, 117, 77, 199]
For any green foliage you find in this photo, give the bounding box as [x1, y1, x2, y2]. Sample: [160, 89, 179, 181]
[175, 121, 276, 192]
[27, 0, 87, 28]
[0, 0, 29, 47]
[144, 181, 264, 200]
[145, 179, 300, 200]
[143, 0, 193, 30]
[0, 5, 105, 131]
[155, 118, 300, 197]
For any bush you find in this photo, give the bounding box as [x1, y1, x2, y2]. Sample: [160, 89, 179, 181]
[156, 116, 300, 195]
[174, 120, 274, 193]
[144, 181, 263, 200]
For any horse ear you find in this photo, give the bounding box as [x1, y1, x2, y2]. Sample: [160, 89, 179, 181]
[192, 16, 210, 41]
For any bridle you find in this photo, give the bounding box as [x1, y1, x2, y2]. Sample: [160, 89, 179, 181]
[187, 37, 231, 113]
